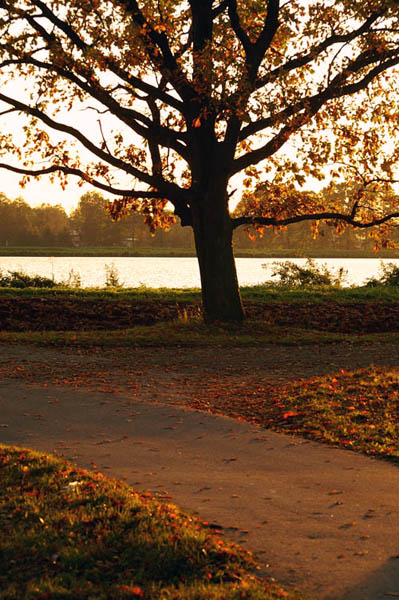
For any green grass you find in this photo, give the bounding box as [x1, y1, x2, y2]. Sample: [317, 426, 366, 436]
[2, 245, 399, 258]
[1, 317, 393, 348]
[3, 282, 399, 303]
[0, 445, 299, 600]
[4, 320, 399, 349]
[187, 366, 399, 464]
[0, 246, 197, 257]
[277, 367, 399, 460]
[0, 285, 202, 303]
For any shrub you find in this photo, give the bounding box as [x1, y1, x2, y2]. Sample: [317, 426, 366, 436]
[366, 261, 399, 286]
[59, 268, 82, 288]
[0, 269, 56, 288]
[263, 258, 348, 288]
[104, 262, 123, 288]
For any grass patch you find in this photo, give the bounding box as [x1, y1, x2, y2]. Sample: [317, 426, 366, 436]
[241, 284, 399, 303]
[3, 283, 399, 303]
[0, 319, 377, 348]
[0, 286, 203, 303]
[2, 245, 399, 258]
[187, 366, 399, 463]
[0, 445, 298, 600]
[3, 283, 399, 339]
[0, 246, 198, 257]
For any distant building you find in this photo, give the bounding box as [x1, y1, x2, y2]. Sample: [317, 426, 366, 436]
[71, 230, 80, 247]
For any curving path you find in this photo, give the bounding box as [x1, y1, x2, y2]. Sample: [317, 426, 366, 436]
[1, 343, 399, 599]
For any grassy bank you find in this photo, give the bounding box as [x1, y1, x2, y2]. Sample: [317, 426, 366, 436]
[2, 281, 399, 302]
[2, 245, 399, 258]
[0, 246, 197, 257]
[0, 320, 358, 348]
[2, 285, 399, 338]
[0, 445, 296, 600]
[181, 366, 399, 463]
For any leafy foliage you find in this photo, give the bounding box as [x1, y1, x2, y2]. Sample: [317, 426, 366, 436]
[104, 263, 123, 288]
[263, 259, 348, 288]
[366, 261, 399, 286]
[0, 270, 56, 288]
[3, 2, 399, 319]
[0, 194, 72, 247]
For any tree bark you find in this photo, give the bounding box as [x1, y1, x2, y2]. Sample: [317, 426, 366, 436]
[191, 183, 244, 323]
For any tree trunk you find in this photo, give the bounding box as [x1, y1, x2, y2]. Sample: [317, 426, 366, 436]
[191, 185, 244, 323]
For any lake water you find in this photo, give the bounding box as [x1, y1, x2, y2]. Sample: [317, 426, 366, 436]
[0, 255, 397, 288]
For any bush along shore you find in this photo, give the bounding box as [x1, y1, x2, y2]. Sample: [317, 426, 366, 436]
[2, 261, 399, 335]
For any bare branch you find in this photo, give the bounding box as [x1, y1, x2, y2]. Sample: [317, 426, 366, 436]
[233, 48, 399, 172]
[240, 45, 399, 142]
[0, 161, 164, 198]
[97, 120, 112, 156]
[212, 0, 229, 18]
[255, 0, 280, 55]
[0, 107, 18, 117]
[233, 105, 321, 174]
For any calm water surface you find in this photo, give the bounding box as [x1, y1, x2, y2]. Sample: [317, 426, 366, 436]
[0, 256, 397, 288]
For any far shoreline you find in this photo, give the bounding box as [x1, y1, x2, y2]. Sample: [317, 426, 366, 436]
[2, 246, 399, 259]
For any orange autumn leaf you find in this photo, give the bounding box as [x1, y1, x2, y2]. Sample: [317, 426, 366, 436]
[283, 410, 298, 419]
[117, 585, 143, 596]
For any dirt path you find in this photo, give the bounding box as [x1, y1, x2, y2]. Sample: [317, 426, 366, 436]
[1, 341, 399, 600]
[2, 340, 399, 399]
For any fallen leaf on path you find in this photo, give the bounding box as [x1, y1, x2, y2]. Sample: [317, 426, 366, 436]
[340, 521, 356, 529]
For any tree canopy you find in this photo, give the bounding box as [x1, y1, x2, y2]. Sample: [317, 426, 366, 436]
[1, 1, 399, 320]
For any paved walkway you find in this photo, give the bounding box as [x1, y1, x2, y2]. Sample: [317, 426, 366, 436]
[1, 380, 399, 600]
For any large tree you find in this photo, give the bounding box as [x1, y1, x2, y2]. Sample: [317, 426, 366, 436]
[2, 1, 399, 320]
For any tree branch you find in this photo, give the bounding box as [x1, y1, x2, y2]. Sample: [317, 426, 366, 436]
[117, 0, 195, 103]
[3, 18, 190, 158]
[255, 9, 385, 91]
[0, 90, 157, 184]
[232, 210, 399, 230]
[0, 161, 165, 198]
[27, 0, 185, 112]
[232, 106, 321, 174]
[0, 160, 192, 221]
[241, 44, 399, 142]
[233, 47, 399, 172]
[227, 0, 253, 57]
[255, 0, 280, 56]
[212, 0, 229, 18]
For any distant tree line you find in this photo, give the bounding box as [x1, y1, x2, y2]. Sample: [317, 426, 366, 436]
[0, 191, 194, 248]
[0, 186, 394, 251]
[233, 182, 399, 253]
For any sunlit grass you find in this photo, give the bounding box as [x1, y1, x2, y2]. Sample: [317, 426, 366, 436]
[0, 318, 379, 348]
[2, 282, 399, 303]
[2, 245, 399, 258]
[189, 366, 399, 463]
[0, 445, 300, 600]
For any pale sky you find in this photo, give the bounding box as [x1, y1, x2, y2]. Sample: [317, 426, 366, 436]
[0, 76, 131, 214]
[0, 169, 97, 214]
